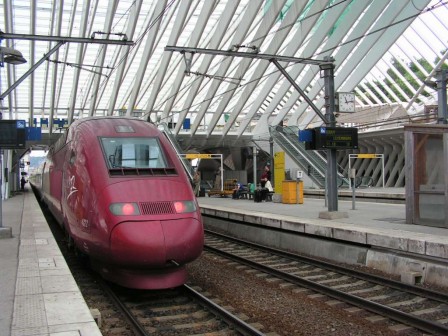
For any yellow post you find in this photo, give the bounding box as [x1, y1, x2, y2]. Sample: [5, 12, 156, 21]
[297, 180, 304, 204]
[274, 152, 285, 194]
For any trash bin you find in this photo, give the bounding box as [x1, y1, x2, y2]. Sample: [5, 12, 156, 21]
[282, 180, 297, 204]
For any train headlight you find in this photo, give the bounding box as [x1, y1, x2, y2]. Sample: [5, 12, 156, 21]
[109, 203, 140, 215]
[173, 200, 196, 213]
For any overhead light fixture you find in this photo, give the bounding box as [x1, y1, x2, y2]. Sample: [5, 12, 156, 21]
[0, 46, 27, 67]
[3, 54, 27, 65]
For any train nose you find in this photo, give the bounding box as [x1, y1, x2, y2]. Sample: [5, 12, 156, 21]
[110, 220, 167, 267]
[109, 218, 203, 267]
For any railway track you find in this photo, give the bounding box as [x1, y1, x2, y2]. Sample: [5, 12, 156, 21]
[45, 208, 265, 335]
[101, 282, 265, 336]
[205, 230, 448, 335]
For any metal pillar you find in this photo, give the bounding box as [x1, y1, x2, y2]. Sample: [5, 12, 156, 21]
[0, 147, 2, 227]
[269, 137, 274, 188]
[436, 70, 447, 124]
[253, 146, 257, 187]
[320, 57, 338, 212]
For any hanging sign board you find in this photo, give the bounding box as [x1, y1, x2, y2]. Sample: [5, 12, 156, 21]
[0, 120, 26, 149]
[313, 127, 358, 150]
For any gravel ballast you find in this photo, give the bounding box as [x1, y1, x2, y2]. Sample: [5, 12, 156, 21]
[187, 253, 408, 336]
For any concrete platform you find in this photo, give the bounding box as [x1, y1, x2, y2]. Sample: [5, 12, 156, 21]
[198, 190, 448, 288]
[0, 190, 101, 336]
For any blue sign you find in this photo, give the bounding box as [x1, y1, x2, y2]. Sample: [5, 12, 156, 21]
[26, 127, 42, 141]
[183, 118, 191, 130]
[320, 127, 326, 134]
[16, 120, 26, 129]
[298, 129, 313, 142]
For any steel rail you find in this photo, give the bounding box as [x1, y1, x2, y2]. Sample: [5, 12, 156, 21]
[99, 277, 264, 336]
[99, 281, 149, 336]
[182, 284, 264, 336]
[204, 235, 448, 335]
[205, 230, 448, 303]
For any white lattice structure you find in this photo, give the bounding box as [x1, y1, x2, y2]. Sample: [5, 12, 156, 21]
[0, 1, 446, 151]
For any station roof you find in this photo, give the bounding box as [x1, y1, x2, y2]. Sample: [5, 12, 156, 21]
[0, 0, 447, 150]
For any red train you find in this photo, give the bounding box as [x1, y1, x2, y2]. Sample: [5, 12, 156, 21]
[30, 117, 203, 289]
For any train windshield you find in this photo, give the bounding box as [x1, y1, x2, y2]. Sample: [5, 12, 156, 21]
[100, 137, 168, 169]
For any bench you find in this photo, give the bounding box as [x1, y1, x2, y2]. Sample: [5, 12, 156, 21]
[208, 179, 238, 198]
[239, 191, 254, 200]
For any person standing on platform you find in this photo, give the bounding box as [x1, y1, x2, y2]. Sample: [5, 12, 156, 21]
[21, 176, 26, 191]
[214, 167, 222, 190]
[260, 165, 271, 188]
[193, 170, 201, 197]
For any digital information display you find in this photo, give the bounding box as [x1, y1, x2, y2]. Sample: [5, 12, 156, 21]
[313, 127, 358, 150]
[0, 120, 27, 149]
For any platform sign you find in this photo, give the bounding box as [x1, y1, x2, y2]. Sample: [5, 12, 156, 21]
[0, 120, 26, 149]
[26, 127, 42, 141]
[185, 153, 212, 159]
[313, 127, 358, 150]
[355, 154, 379, 159]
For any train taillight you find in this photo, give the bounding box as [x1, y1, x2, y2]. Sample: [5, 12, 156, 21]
[173, 201, 196, 213]
[109, 203, 140, 215]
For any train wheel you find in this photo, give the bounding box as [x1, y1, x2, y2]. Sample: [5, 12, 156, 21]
[74, 243, 90, 266]
[66, 231, 74, 250]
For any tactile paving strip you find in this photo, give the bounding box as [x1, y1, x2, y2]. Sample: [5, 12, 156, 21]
[15, 276, 42, 295]
[11, 326, 49, 336]
[19, 245, 38, 259]
[16, 262, 40, 278]
[12, 294, 47, 329]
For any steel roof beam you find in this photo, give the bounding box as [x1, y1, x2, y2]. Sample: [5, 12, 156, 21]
[47, 0, 61, 131]
[250, 0, 355, 136]
[270, 0, 375, 128]
[0, 42, 64, 101]
[88, 0, 119, 117]
[221, 0, 310, 138]
[171, 0, 239, 135]
[28, 1, 36, 127]
[127, 0, 168, 117]
[67, 0, 91, 124]
[161, 1, 215, 133]
[138, 0, 193, 119]
[165, 45, 333, 67]
[336, 1, 429, 101]
[0, 32, 133, 45]
[181, 1, 262, 137]
[106, 0, 143, 116]
[2, 0, 17, 119]
[297, 0, 414, 127]
[189, 0, 290, 139]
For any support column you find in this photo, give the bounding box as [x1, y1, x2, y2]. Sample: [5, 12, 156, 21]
[437, 70, 447, 124]
[253, 146, 257, 188]
[321, 57, 338, 212]
[319, 57, 348, 219]
[269, 137, 274, 188]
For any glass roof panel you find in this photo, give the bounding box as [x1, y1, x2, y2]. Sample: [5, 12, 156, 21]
[0, 0, 446, 137]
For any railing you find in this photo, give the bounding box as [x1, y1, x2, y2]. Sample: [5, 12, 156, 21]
[356, 111, 438, 132]
[270, 126, 326, 187]
[270, 126, 350, 188]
